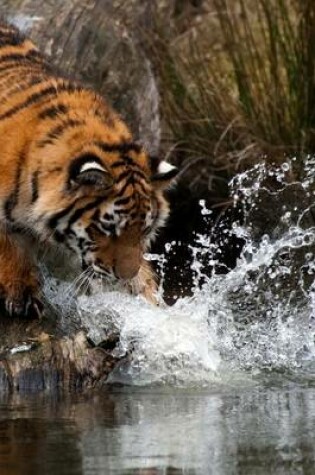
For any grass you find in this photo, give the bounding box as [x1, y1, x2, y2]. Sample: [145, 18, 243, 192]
[148, 0, 315, 203]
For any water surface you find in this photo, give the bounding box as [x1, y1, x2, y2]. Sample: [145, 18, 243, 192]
[0, 382, 314, 475]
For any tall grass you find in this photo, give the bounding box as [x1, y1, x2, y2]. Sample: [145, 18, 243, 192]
[150, 0, 315, 199]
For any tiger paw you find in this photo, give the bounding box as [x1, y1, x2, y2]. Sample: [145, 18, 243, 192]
[0, 233, 43, 318]
[0, 262, 43, 318]
[0, 281, 43, 319]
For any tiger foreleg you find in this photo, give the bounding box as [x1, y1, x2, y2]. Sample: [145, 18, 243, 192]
[129, 260, 159, 305]
[0, 231, 42, 318]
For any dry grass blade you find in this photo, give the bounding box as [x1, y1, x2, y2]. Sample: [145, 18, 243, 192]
[146, 0, 315, 207]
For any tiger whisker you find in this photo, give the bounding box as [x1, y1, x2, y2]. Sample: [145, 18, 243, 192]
[64, 266, 93, 298]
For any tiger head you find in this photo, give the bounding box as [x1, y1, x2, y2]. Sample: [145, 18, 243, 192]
[25, 95, 178, 281]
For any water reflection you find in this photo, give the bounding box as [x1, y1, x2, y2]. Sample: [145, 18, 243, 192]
[0, 383, 314, 474]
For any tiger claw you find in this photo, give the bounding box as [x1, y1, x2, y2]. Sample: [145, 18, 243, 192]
[1, 287, 43, 319]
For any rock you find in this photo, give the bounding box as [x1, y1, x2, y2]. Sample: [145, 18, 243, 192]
[0, 310, 126, 393]
[0, 0, 161, 154]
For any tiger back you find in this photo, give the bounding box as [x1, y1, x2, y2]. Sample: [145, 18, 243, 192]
[0, 22, 177, 317]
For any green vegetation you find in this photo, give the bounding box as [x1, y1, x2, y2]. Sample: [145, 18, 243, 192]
[150, 0, 315, 203]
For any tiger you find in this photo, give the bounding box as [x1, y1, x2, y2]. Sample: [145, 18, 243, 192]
[0, 21, 178, 318]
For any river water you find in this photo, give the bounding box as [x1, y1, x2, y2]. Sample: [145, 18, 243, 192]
[2, 160, 315, 473]
[0, 382, 314, 474]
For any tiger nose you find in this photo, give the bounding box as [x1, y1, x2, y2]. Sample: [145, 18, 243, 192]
[114, 251, 141, 280]
[114, 260, 140, 280]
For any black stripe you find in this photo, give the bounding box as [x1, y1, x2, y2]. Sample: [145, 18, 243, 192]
[54, 231, 65, 243]
[4, 74, 46, 99]
[116, 169, 131, 182]
[66, 197, 104, 232]
[115, 169, 147, 182]
[48, 201, 80, 230]
[0, 82, 79, 122]
[0, 31, 25, 47]
[115, 196, 131, 206]
[0, 61, 23, 74]
[122, 155, 136, 167]
[92, 208, 100, 222]
[0, 60, 43, 75]
[3, 151, 26, 221]
[115, 176, 134, 198]
[77, 237, 86, 251]
[135, 180, 150, 196]
[110, 160, 127, 169]
[95, 141, 141, 155]
[142, 203, 151, 213]
[133, 169, 148, 180]
[19, 75, 45, 89]
[31, 171, 39, 203]
[0, 65, 37, 83]
[98, 222, 116, 236]
[0, 49, 42, 64]
[37, 119, 83, 147]
[95, 259, 108, 271]
[86, 222, 100, 239]
[38, 103, 68, 119]
[129, 211, 139, 220]
[47, 196, 104, 236]
[113, 205, 136, 216]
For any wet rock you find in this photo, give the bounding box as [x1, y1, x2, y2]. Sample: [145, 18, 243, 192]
[0, 313, 126, 392]
[0, 264, 128, 393]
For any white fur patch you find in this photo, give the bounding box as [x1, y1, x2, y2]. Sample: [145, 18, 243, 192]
[80, 161, 106, 174]
[158, 161, 176, 175]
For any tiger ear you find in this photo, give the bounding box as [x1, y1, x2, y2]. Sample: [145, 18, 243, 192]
[68, 154, 114, 191]
[150, 156, 178, 189]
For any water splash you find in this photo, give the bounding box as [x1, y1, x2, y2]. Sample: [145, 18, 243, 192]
[78, 292, 221, 386]
[44, 157, 315, 386]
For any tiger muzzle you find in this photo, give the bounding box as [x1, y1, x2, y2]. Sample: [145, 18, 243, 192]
[113, 246, 141, 280]
[94, 228, 143, 281]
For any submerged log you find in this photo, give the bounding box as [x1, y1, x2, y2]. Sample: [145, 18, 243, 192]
[0, 0, 155, 391]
